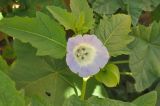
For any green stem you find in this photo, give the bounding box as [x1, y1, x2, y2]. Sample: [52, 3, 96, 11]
[120, 72, 133, 76]
[80, 77, 89, 100]
[110, 60, 129, 64]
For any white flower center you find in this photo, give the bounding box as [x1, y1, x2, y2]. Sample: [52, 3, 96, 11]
[73, 43, 96, 66]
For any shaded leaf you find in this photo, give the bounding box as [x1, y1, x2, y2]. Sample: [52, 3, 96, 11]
[133, 91, 157, 106]
[156, 83, 160, 106]
[140, 0, 160, 11]
[152, 4, 160, 22]
[0, 0, 11, 8]
[123, 0, 142, 26]
[17, 0, 66, 16]
[123, 0, 160, 25]
[129, 22, 160, 91]
[92, 0, 122, 15]
[9, 40, 53, 87]
[30, 96, 48, 106]
[10, 40, 78, 106]
[63, 95, 85, 106]
[63, 95, 136, 106]
[88, 96, 136, 106]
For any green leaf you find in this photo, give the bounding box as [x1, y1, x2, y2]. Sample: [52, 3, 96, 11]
[123, 0, 142, 26]
[156, 83, 160, 106]
[70, 0, 94, 33]
[47, 6, 76, 31]
[129, 22, 160, 91]
[0, 56, 8, 73]
[87, 96, 136, 106]
[140, 0, 160, 11]
[25, 73, 76, 106]
[30, 96, 49, 106]
[10, 40, 78, 106]
[133, 91, 157, 106]
[63, 95, 136, 106]
[152, 5, 160, 22]
[95, 14, 133, 56]
[123, 0, 160, 25]
[63, 96, 86, 106]
[47, 0, 94, 34]
[16, 0, 66, 16]
[0, 0, 11, 8]
[9, 40, 53, 87]
[0, 71, 25, 106]
[92, 0, 122, 15]
[12, 53, 108, 105]
[0, 12, 66, 59]
[95, 64, 120, 87]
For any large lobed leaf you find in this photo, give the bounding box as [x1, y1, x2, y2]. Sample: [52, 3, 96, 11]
[9, 40, 53, 87]
[9, 40, 78, 106]
[63, 95, 136, 106]
[129, 22, 160, 91]
[95, 14, 133, 56]
[133, 91, 157, 106]
[0, 12, 66, 59]
[63, 91, 157, 106]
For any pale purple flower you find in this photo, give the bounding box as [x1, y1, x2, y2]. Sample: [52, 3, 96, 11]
[66, 34, 110, 77]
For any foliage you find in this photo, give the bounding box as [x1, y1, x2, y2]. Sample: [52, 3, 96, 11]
[0, 70, 25, 106]
[0, 0, 160, 106]
[95, 64, 120, 87]
[94, 14, 133, 56]
[0, 12, 66, 59]
[129, 22, 160, 91]
[47, 0, 94, 34]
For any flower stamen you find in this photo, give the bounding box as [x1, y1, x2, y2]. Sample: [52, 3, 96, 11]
[73, 43, 96, 66]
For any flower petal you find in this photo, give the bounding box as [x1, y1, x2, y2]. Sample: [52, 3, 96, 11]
[67, 35, 83, 52]
[66, 53, 81, 74]
[79, 63, 100, 77]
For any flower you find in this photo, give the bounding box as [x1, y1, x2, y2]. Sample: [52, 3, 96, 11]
[66, 34, 110, 77]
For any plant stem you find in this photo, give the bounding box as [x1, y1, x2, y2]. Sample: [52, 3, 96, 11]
[120, 72, 133, 76]
[110, 60, 129, 64]
[80, 77, 89, 100]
